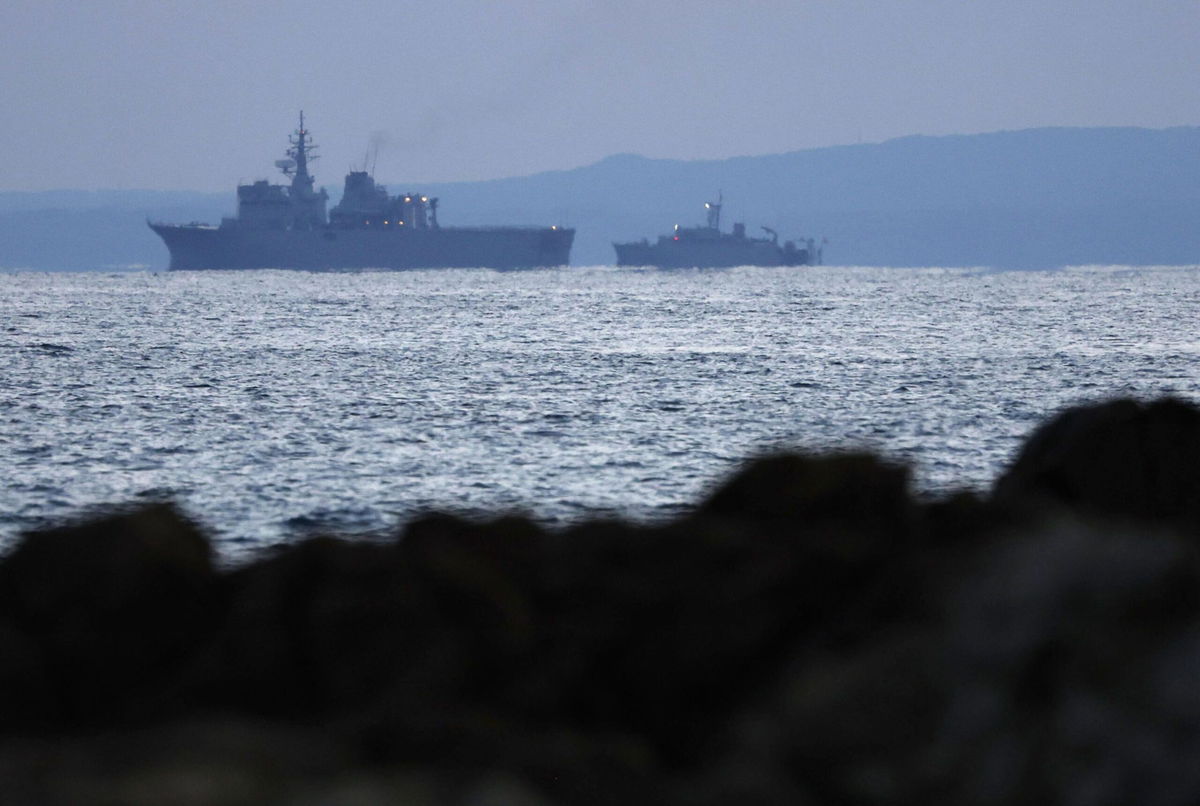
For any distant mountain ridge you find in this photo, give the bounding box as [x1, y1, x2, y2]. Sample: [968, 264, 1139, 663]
[2, 126, 1197, 270]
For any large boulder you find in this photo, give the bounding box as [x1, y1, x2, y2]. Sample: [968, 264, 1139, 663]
[993, 398, 1200, 533]
[774, 521, 1200, 806]
[0, 503, 218, 727]
[697, 451, 914, 542]
[201, 513, 549, 719]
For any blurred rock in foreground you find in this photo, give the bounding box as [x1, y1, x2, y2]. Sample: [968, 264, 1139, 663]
[2, 397, 1200, 805]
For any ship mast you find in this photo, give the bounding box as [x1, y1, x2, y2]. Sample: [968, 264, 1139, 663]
[705, 191, 722, 231]
[285, 111, 319, 195]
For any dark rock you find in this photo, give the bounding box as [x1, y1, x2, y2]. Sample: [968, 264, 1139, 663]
[698, 451, 914, 542]
[993, 397, 1200, 532]
[201, 536, 410, 715]
[3, 398, 1200, 803]
[0, 503, 218, 728]
[771, 521, 1200, 806]
[0, 616, 54, 727]
[201, 513, 550, 719]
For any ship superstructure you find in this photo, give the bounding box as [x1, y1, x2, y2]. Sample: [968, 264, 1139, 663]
[230, 111, 328, 232]
[613, 195, 820, 268]
[150, 114, 573, 270]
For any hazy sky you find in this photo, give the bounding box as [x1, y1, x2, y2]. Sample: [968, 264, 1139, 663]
[2, 0, 1196, 191]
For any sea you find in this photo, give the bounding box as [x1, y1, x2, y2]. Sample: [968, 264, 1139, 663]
[3, 265, 1199, 558]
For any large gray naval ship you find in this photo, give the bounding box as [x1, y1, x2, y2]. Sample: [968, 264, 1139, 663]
[150, 114, 574, 270]
[613, 195, 820, 268]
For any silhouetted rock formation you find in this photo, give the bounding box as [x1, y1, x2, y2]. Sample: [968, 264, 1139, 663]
[2, 397, 1199, 805]
[994, 396, 1200, 535]
[0, 503, 219, 729]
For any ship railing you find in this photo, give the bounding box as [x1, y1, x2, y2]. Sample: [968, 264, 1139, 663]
[449, 225, 571, 232]
[147, 220, 219, 230]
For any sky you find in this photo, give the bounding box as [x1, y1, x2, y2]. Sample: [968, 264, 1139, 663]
[1, 0, 1197, 191]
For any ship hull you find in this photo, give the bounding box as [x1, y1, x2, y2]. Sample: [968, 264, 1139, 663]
[613, 240, 811, 269]
[150, 224, 574, 271]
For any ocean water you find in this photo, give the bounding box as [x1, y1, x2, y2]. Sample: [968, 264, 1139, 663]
[3, 265, 1199, 557]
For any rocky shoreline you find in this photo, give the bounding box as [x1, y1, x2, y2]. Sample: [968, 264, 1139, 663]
[3, 397, 1200, 805]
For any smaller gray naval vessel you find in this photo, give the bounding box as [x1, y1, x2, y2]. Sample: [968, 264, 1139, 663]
[613, 195, 821, 268]
[150, 114, 574, 270]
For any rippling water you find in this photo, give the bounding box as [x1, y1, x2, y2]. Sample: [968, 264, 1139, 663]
[3, 265, 1199, 555]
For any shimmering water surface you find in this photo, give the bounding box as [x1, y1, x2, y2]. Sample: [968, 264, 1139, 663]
[3, 265, 1199, 555]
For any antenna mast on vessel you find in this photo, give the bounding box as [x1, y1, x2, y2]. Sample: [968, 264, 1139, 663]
[285, 110, 319, 189]
[705, 190, 722, 230]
